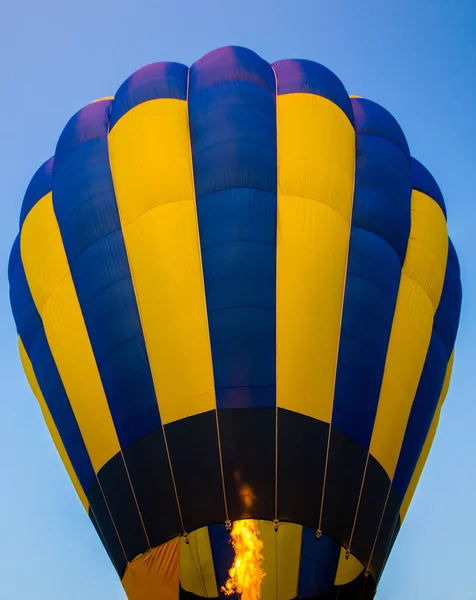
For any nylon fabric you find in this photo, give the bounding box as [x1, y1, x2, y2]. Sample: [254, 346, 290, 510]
[11, 230, 132, 572]
[277, 408, 328, 529]
[369, 189, 448, 478]
[349, 175, 450, 572]
[53, 98, 161, 448]
[9, 235, 96, 494]
[179, 527, 218, 597]
[164, 411, 226, 535]
[20, 193, 120, 472]
[297, 528, 341, 597]
[110, 62, 188, 128]
[331, 98, 411, 448]
[18, 337, 89, 511]
[189, 46, 277, 410]
[109, 95, 216, 425]
[20, 172, 150, 573]
[208, 524, 236, 597]
[411, 157, 446, 217]
[320, 98, 412, 549]
[393, 240, 462, 499]
[400, 351, 454, 521]
[260, 521, 302, 600]
[8, 46, 463, 599]
[122, 537, 180, 600]
[275, 81, 355, 422]
[334, 548, 364, 586]
[19, 157, 54, 227]
[273, 59, 354, 123]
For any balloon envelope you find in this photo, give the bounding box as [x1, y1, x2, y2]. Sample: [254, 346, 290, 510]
[8, 46, 462, 599]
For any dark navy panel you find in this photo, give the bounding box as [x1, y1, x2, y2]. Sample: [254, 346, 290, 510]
[9, 233, 95, 494]
[7, 234, 20, 281]
[411, 157, 447, 217]
[349, 455, 391, 568]
[434, 238, 462, 354]
[273, 59, 354, 123]
[9, 241, 43, 354]
[219, 408, 275, 521]
[52, 99, 161, 449]
[89, 508, 112, 563]
[208, 523, 237, 600]
[189, 47, 277, 410]
[321, 427, 368, 548]
[392, 237, 462, 499]
[95, 452, 149, 562]
[89, 506, 127, 576]
[326, 571, 375, 600]
[298, 529, 340, 598]
[376, 520, 400, 586]
[368, 487, 401, 581]
[122, 427, 182, 548]
[278, 408, 328, 529]
[109, 62, 188, 128]
[19, 157, 54, 227]
[165, 411, 226, 533]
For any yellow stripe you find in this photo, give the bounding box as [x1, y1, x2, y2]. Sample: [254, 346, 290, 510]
[108, 98, 216, 424]
[276, 93, 355, 421]
[334, 548, 364, 586]
[400, 351, 454, 520]
[20, 194, 120, 472]
[369, 191, 448, 478]
[179, 527, 218, 597]
[260, 521, 302, 600]
[92, 96, 114, 103]
[18, 337, 89, 511]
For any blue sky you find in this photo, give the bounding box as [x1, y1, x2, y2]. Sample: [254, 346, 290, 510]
[1, 1, 475, 598]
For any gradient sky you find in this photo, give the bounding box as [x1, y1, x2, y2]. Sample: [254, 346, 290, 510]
[1, 1, 475, 598]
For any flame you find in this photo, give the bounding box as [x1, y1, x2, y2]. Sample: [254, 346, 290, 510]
[222, 520, 265, 600]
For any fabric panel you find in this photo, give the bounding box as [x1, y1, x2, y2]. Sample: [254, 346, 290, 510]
[274, 59, 355, 423]
[122, 537, 180, 600]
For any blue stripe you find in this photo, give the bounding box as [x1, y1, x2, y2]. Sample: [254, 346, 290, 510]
[52, 99, 161, 448]
[8, 234, 21, 281]
[434, 239, 461, 354]
[109, 62, 188, 129]
[351, 98, 409, 156]
[9, 243, 43, 355]
[208, 523, 238, 599]
[189, 47, 277, 409]
[411, 157, 447, 218]
[19, 157, 54, 228]
[297, 528, 340, 597]
[9, 231, 95, 492]
[273, 59, 354, 123]
[332, 98, 412, 448]
[393, 237, 462, 498]
[191, 46, 276, 95]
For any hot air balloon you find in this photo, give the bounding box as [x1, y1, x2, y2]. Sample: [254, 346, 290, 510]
[8, 46, 462, 600]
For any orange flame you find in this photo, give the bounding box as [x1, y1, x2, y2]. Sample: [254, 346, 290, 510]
[222, 520, 265, 600]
